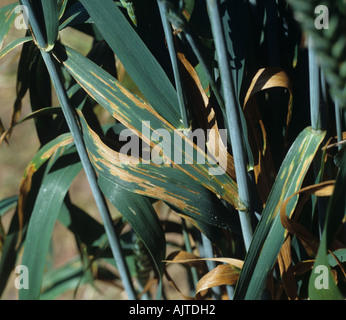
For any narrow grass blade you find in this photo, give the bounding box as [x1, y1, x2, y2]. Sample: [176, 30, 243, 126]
[40, 0, 59, 49]
[59, 2, 92, 30]
[58, 0, 68, 19]
[234, 127, 326, 300]
[0, 36, 32, 60]
[40, 258, 86, 300]
[0, 196, 18, 217]
[19, 147, 82, 300]
[207, 0, 253, 250]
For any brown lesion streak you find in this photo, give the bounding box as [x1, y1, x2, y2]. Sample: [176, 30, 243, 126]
[74, 67, 240, 207]
[84, 120, 206, 212]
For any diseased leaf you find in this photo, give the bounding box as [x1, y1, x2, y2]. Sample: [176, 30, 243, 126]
[165, 251, 243, 300]
[178, 51, 236, 180]
[280, 181, 336, 259]
[234, 127, 326, 300]
[77, 111, 241, 235]
[243, 67, 293, 204]
[164, 250, 243, 269]
[54, 45, 242, 210]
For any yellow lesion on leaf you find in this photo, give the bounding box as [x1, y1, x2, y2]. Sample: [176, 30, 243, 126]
[67, 54, 240, 207]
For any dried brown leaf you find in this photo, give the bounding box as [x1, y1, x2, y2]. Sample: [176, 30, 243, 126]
[243, 67, 293, 204]
[177, 52, 236, 180]
[195, 264, 241, 299]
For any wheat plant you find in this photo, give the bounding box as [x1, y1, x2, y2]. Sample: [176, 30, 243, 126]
[0, 0, 345, 300]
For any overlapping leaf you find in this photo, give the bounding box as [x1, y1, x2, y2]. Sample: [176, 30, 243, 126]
[178, 52, 236, 180]
[53, 44, 242, 210]
[243, 67, 293, 204]
[78, 111, 241, 234]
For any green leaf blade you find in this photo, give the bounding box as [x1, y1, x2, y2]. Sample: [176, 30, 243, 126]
[41, 0, 59, 49]
[234, 127, 326, 300]
[0, 36, 32, 60]
[0, 196, 18, 217]
[19, 149, 82, 300]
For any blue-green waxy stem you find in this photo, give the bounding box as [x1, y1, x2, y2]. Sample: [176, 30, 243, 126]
[309, 36, 322, 131]
[157, 0, 189, 130]
[207, 0, 253, 251]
